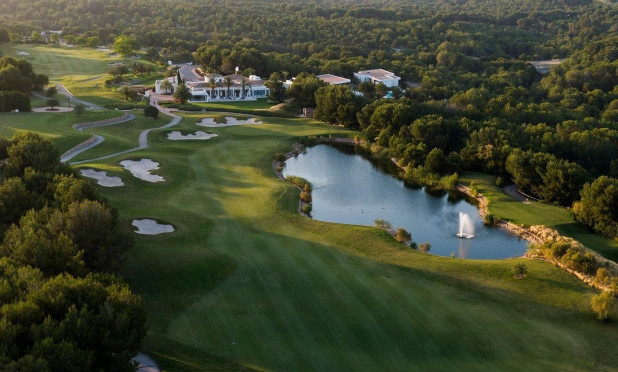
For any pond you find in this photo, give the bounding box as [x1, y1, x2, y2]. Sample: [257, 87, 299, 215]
[282, 144, 528, 259]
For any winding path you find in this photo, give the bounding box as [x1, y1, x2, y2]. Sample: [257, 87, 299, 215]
[60, 113, 136, 162]
[70, 103, 181, 165]
[56, 84, 103, 110]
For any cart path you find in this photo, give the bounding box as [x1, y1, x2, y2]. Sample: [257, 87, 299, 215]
[70, 103, 180, 165]
[60, 113, 136, 162]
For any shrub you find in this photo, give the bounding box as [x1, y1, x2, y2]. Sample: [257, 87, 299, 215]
[495, 176, 505, 188]
[74, 103, 85, 116]
[0, 91, 30, 112]
[301, 203, 312, 214]
[561, 247, 597, 275]
[483, 213, 497, 226]
[285, 175, 311, 190]
[144, 104, 159, 119]
[595, 268, 610, 286]
[275, 152, 287, 162]
[374, 218, 392, 229]
[591, 291, 615, 321]
[512, 263, 528, 278]
[469, 183, 478, 197]
[300, 190, 312, 203]
[395, 228, 412, 243]
[419, 242, 431, 253]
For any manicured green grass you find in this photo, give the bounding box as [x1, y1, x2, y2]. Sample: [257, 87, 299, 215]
[70, 115, 618, 371]
[0, 110, 124, 153]
[0, 43, 122, 81]
[459, 172, 618, 261]
[69, 110, 169, 162]
[192, 99, 274, 111]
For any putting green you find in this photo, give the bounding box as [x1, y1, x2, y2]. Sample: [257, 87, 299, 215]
[73, 113, 618, 371]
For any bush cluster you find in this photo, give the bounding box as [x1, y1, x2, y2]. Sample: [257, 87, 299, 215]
[0, 91, 30, 112]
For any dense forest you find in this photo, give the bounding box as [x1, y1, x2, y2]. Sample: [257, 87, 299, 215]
[0, 0, 616, 233]
[0, 60, 145, 371]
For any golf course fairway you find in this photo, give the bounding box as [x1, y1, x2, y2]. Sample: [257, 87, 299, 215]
[64, 112, 618, 371]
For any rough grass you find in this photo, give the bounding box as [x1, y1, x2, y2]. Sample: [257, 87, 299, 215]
[458, 172, 618, 261]
[72, 114, 618, 372]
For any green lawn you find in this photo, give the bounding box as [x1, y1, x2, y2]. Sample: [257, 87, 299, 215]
[0, 43, 122, 81]
[458, 172, 618, 261]
[67, 114, 618, 371]
[0, 109, 124, 153]
[0, 43, 159, 107]
[2, 45, 617, 371]
[192, 99, 275, 111]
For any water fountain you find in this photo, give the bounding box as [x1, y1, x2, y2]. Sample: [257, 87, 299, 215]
[457, 212, 475, 238]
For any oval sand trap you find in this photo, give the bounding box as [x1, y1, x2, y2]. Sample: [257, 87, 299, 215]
[80, 169, 124, 187]
[197, 117, 262, 127]
[132, 219, 174, 235]
[120, 159, 165, 183]
[167, 131, 218, 140]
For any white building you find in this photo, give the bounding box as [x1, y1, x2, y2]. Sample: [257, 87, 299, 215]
[188, 74, 270, 102]
[154, 76, 179, 94]
[353, 69, 401, 87]
[316, 74, 351, 85]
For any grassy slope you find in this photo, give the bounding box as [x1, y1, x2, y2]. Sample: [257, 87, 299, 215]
[72, 114, 618, 372]
[0, 43, 157, 107]
[0, 110, 123, 153]
[458, 172, 618, 262]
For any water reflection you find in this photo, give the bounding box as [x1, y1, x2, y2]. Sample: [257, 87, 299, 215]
[282, 144, 528, 259]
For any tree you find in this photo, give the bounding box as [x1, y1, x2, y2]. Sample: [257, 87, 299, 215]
[314, 85, 364, 128]
[46, 98, 59, 110]
[144, 105, 159, 119]
[208, 77, 217, 100]
[424, 148, 447, 174]
[223, 76, 233, 98]
[3, 132, 59, 178]
[109, 63, 129, 77]
[160, 79, 173, 94]
[45, 86, 57, 98]
[419, 242, 431, 253]
[240, 76, 249, 98]
[113, 36, 139, 57]
[591, 291, 615, 321]
[512, 263, 528, 278]
[395, 228, 412, 243]
[118, 86, 136, 101]
[572, 176, 618, 238]
[74, 103, 85, 116]
[48, 200, 132, 273]
[173, 83, 192, 104]
[288, 73, 327, 107]
[265, 72, 285, 103]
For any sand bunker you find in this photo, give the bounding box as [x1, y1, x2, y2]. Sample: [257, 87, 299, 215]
[132, 219, 174, 235]
[167, 131, 218, 140]
[120, 159, 165, 183]
[16, 51, 30, 55]
[80, 169, 124, 187]
[197, 117, 262, 127]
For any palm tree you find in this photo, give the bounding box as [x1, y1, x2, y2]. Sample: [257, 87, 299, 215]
[224, 76, 233, 99]
[209, 77, 217, 101]
[119, 86, 135, 101]
[160, 79, 173, 94]
[240, 77, 249, 99]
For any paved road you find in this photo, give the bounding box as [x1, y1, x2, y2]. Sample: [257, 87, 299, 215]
[56, 84, 103, 110]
